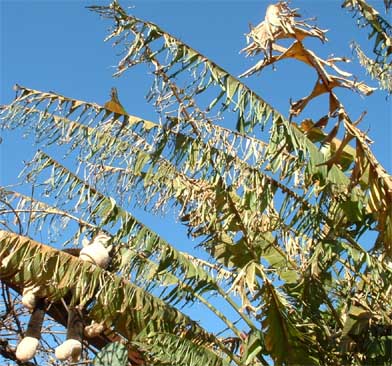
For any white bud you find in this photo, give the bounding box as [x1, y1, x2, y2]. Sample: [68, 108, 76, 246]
[55, 339, 82, 361]
[16, 337, 39, 361]
[21, 286, 40, 310]
[79, 234, 112, 269]
[22, 292, 37, 310]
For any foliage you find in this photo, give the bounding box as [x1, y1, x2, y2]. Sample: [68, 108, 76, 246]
[342, 0, 392, 93]
[93, 342, 130, 366]
[0, 1, 391, 365]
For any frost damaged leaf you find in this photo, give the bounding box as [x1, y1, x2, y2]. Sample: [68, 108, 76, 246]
[240, 2, 326, 60]
[290, 79, 332, 116]
[241, 2, 374, 118]
[291, 75, 375, 116]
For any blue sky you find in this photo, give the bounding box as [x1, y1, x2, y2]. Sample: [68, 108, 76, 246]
[0, 0, 391, 342]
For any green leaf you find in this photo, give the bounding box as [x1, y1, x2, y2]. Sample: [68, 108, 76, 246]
[93, 342, 128, 366]
[134, 332, 231, 366]
[241, 331, 264, 365]
[279, 269, 298, 284]
[327, 164, 350, 186]
[340, 200, 363, 222]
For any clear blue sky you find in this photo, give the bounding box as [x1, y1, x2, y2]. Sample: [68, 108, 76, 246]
[0, 0, 391, 337]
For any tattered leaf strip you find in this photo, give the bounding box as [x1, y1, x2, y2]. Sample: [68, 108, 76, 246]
[88, 2, 292, 134]
[21, 151, 224, 285]
[133, 332, 232, 366]
[4, 91, 374, 292]
[87, 2, 392, 254]
[0, 230, 220, 349]
[20, 151, 260, 332]
[1, 91, 332, 264]
[343, 0, 392, 61]
[0, 231, 246, 365]
[3, 85, 283, 173]
[87, 3, 389, 243]
[353, 42, 392, 93]
[3, 86, 380, 272]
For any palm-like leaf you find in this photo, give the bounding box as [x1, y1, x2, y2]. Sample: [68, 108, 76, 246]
[1, 2, 391, 366]
[0, 230, 239, 366]
[342, 0, 392, 94]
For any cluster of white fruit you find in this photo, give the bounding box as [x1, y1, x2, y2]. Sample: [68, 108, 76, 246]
[15, 234, 112, 362]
